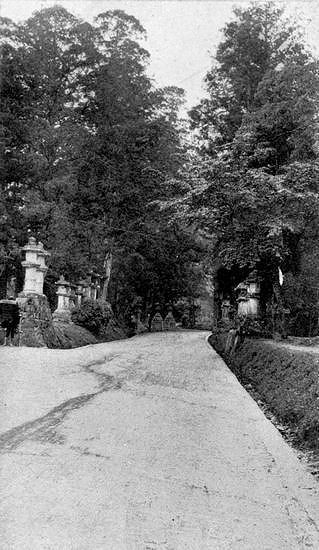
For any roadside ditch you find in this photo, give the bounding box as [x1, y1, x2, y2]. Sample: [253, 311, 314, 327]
[208, 333, 319, 480]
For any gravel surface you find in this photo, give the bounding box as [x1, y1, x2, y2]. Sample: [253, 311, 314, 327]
[0, 331, 319, 549]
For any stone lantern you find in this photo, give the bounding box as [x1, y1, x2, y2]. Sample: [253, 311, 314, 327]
[21, 237, 50, 296]
[235, 283, 249, 317]
[221, 298, 232, 323]
[133, 297, 147, 333]
[53, 275, 72, 322]
[164, 304, 177, 331]
[246, 271, 260, 317]
[89, 271, 101, 301]
[235, 271, 261, 318]
[151, 303, 164, 332]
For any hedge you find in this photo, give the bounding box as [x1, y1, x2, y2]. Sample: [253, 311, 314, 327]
[210, 333, 319, 451]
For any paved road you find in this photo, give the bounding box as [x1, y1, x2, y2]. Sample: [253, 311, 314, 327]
[0, 331, 319, 549]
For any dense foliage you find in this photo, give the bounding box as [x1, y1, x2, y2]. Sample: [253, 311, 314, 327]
[0, 6, 204, 317]
[172, 2, 319, 334]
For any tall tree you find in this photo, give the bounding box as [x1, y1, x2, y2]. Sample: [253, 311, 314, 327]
[190, 1, 313, 155]
[0, 7, 100, 286]
[71, 10, 191, 311]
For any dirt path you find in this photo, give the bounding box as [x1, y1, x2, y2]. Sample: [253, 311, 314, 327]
[0, 331, 319, 549]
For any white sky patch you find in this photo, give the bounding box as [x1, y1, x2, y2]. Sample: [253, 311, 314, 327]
[1, 0, 318, 110]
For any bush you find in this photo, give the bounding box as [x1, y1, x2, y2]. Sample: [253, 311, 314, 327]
[71, 299, 113, 336]
[210, 333, 319, 450]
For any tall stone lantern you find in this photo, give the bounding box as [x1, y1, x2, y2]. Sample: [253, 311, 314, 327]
[21, 236, 50, 296]
[18, 236, 51, 348]
[235, 270, 261, 318]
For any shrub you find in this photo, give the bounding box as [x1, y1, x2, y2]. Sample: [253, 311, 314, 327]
[71, 299, 113, 336]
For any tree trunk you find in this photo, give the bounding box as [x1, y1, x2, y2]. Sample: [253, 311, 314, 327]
[101, 250, 113, 302]
[308, 314, 312, 337]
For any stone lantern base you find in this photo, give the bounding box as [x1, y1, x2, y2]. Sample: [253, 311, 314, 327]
[17, 294, 56, 347]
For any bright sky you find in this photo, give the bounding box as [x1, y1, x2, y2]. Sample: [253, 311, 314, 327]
[1, 0, 319, 109]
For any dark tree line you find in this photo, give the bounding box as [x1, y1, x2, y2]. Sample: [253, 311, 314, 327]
[167, 2, 319, 334]
[2, 2, 319, 334]
[0, 6, 204, 318]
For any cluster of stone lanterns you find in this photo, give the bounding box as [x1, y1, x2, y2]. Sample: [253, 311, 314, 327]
[150, 303, 177, 332]
[15, 237, 105, 347]
[19, 237, 104, 324]
[53, 271, 103, 322]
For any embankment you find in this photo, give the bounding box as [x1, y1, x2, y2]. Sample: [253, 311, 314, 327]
[209, 333, 319, 451]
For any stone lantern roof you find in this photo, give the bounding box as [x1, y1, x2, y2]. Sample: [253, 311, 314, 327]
[55, 275, 70, 287]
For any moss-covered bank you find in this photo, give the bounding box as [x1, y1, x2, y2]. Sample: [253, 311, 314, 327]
[209, 333, 319, 451]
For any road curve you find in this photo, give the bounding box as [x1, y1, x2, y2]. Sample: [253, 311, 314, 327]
[0, 330, 319, 549]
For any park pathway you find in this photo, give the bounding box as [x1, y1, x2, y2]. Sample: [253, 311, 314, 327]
[0, 331, 319, 549]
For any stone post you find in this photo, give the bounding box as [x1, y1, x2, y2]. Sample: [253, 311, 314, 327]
[53, 275, 72, 322]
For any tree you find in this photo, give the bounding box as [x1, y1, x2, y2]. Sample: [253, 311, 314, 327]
[190, 2, 313, 155]
[0, 7, 99, 292]
[234, 60, 319, 171]
[172, 2, 319, 323]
